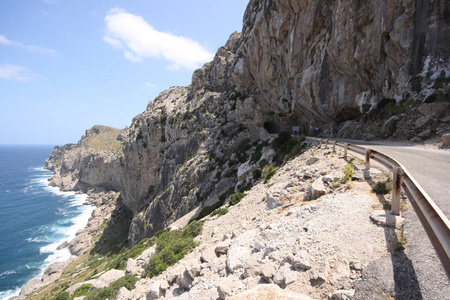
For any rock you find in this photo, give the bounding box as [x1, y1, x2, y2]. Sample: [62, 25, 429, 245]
[136, 245, 157, 265]
[147, 281, 164, 300]
[273, 263, 297, 288]
[322, 175, 333, 183]
[217, 277, 234, 299]
[176, 270, 194, 289]
[293, 251, 312, 270]
[215, 241, 230, 256]
[186, 261, 201, 279]
[125, 258, 144, 275]
[266, 191, 282, 210]
[370, 210, 404, 229]
[244, 258, 263, 278]
[73, 297, 86, 300]
[441, 133, 450, 146]
[44, 261, 66, 276]
[352, 171, 365, 181]
[261, 263, 277, 282]
[91, 269, 124, 289]
[226, 246, 251, 273]
[329, 289, 355, 300]
[417, 128, 432, 138]
[200, 246, 218, 263]
[116, 287, 132, 300]
[228, 284, 314, 300]
[19, 279, 43, 296]
[306, 157, 319, 165]
[57, 240, 69, 250]
[305, 178, 327, 200]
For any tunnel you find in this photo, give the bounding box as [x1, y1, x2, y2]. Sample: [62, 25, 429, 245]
[263, 121, 280, 134]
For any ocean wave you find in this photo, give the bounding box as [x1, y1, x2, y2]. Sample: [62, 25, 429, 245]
[26, 237, 49, 243]
[0, 287, 21, 300]
[0, 269, 17, 278]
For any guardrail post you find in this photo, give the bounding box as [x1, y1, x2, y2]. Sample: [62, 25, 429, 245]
[319, 138, 323, 148]
[325, 139, 329, 149]
[365, 149, 371, 169]
[333, 141, 337, 152]
[391, 166, 402, 215]
[344, 143, 348, 158]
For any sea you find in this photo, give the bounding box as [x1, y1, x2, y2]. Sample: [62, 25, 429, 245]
[0, 145, 95, 300]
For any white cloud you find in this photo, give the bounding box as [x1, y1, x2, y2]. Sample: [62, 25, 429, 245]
[0, 64, 42, 82]
[103, 8, 214, 70]
[0, 35, 58, 56]
[144, 82, 157, 89]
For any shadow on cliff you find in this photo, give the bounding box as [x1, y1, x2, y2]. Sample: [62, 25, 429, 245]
[90, 200, 133, 255]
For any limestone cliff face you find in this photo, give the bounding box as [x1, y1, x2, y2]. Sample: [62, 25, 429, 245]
[47, 0, 449, 245]
[45, 125, 124, 192]
[208, 0, 449, 137]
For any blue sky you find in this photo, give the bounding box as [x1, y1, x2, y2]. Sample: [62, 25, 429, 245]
[0, 0, 249, 145]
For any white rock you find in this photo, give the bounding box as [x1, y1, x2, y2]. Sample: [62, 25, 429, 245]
[226, 246, 251, 273]
[217, 277, 234, 299]
[147, 281, 164, 300]
[91, 269, 124, 289]
[329, 289, 355, 300]
[266, 191, 282, 210]
[293, 251, 312, 270]
[370, 210, 404, 229]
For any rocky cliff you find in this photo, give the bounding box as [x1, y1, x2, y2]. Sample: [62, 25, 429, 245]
[46, 0, 449, 247]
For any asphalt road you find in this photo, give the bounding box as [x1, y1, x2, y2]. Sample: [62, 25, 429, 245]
[337, 139, 450, 299]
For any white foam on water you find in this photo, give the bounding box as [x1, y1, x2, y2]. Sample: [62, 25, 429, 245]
[5, 168, 95, 300]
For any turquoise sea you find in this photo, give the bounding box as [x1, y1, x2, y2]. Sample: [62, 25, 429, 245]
[0, 145, 94, 299]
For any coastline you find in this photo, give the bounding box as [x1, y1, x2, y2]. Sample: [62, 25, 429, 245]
[8, 171, 118, 300]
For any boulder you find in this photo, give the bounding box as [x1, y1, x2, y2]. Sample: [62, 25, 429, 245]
[215, 241, 230, 256]
[305, 178, 327, 200]
[200, 246, 218, 263]
[266, 191, 282, 210]
[116, 287, 132, 300]
[147, 281, 164, 300]
[217, 277, 234, 299]
[57, 240, 69, 250]
[226, 246, 251, 273]
[441, 133, 450, 146]
[91, 269, 124, 289]
[306, 157, 319, 165]
[273, 263, 297, 288]
[176, 270, 194, 289]
[292, 251, 312, 270]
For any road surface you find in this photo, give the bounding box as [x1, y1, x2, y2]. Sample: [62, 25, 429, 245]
[337, 139, 450, 299]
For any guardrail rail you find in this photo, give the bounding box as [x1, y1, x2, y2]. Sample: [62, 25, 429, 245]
[306, 137, 450, 278]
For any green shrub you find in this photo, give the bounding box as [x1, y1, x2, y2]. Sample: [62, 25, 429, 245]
[271, 132, 304, 164]
[263, 165, 279, 184]
[105, 238, 153, 270]
[252, 169, 262, 180]
[229, 192, 246, 206]
[372, 180, 393, 194]
[73, 284, 93, 297]
[145, 221, 203, 278]
[50, 292, 70, 300]
[211, 207, 228, 217]
[339, 163, 354, 184]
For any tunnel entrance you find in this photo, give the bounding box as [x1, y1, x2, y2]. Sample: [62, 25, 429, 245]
[264, 121, 280, 134]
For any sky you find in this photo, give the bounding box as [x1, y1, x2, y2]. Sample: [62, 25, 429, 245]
[0, 0, 249, 145]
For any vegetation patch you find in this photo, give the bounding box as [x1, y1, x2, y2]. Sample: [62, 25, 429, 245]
[73, 284, 93, 297]
[262, 165, 279, 184]
[372, 179, 393, 195]
[271, 132, 305, 164]
[144, 221, 203, 278]
[211, 207, 228, 217]
[105, 238, 154, 270]
[229, 192, 246, 206]
[84, 275, 138, 300]
[339, 162, 355, 184]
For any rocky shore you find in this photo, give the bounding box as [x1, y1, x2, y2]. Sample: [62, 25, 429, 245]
[11, 189, 119, 300]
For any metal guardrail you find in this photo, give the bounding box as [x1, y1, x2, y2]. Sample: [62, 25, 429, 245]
[306, 137, 450, 278]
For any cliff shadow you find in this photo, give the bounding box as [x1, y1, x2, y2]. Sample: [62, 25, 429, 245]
[90, 200, 133, 256]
